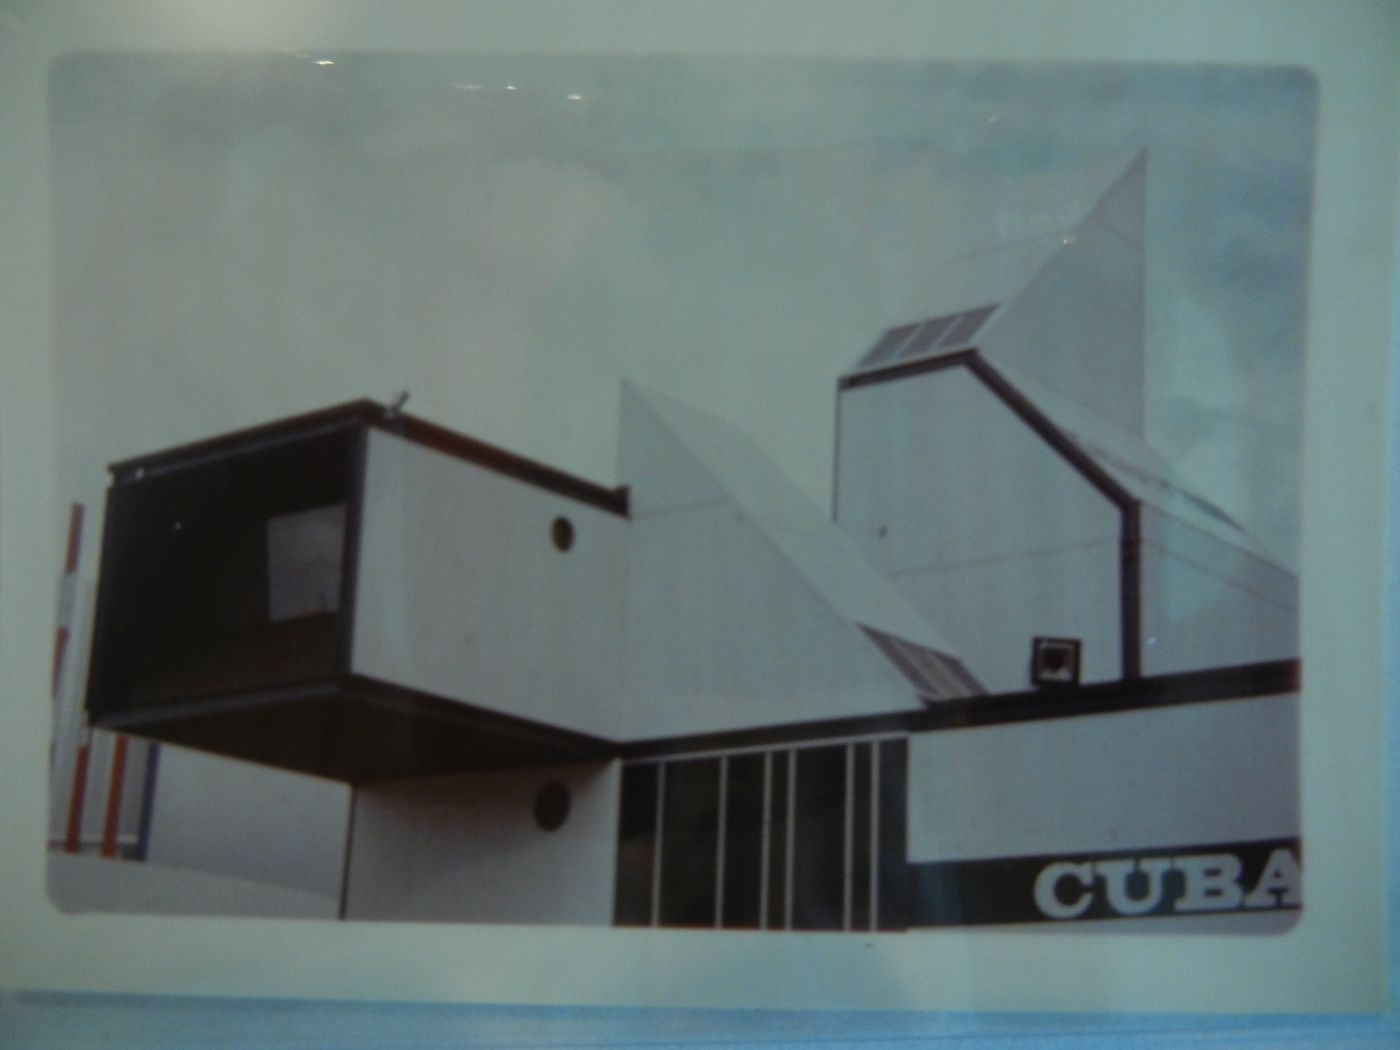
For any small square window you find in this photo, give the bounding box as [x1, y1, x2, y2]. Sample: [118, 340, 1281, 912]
[1031, 636, 1082, 687]
[266, 503, 346, 621]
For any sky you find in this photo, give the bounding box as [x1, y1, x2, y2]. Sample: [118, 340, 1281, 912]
[49, 54, 1313, 563]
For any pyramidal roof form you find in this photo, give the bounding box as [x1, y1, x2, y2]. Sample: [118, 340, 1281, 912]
[620, 379, 975, 673]
[900, 149, 1145, 318]
[842, 150, 1295, 574]
[853, 149, 1148, 435]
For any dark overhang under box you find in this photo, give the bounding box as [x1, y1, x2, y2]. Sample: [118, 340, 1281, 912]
[85, 400, 626, 784]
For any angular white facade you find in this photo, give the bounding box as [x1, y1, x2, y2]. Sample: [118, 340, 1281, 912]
[836, 361, 1125, 693]
[345, 760, 620, 924]
[619, 382, 958, 740]
[353, 428, 630, 740]
[66, 152, 1300, 931]
[836, 152, 1296, 693]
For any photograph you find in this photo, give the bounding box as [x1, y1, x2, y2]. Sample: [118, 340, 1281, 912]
[44, 54, 1308, 934]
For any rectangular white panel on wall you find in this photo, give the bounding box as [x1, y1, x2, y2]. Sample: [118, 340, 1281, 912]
[897, 544, 1122, 694]
[351, 429, 628, 739]
[906, 693, 1297, 863]
[344, 760, 620, 925]
[837, 367, 1122, 574]
[1140, 510, 1297, 675]
[141, 747, 350, 898]
[622, 501, 919, 740]
[837, 366, 1123, 691]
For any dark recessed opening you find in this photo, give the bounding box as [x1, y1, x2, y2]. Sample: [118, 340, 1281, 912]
[534, 780, 571, 831]
[551, 516, 574, 551]
[86, 427, 357, 717]
[1031, 636, 1082, 688]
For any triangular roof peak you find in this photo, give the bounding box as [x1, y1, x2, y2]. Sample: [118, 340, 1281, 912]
[849, 149, 1148, 435]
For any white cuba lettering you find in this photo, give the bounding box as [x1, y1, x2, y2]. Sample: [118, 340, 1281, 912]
[1243, 848, 1302, 908]
[1033, 849, 1301, 919]
[1032, 861, 1093, 919]
[1093, 857, 1171, 915]
[1173, 853, 1243, 911]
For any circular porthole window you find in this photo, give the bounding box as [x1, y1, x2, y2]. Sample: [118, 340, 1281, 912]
[551, 516, 574, 551]
[533, 780, 571, 831]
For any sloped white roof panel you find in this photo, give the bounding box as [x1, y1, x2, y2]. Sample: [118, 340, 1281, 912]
[621, 380, 970, 661]
[1089, 150, 1146, 247]
[985, 357, 1292, 572]
[972, 151, 1147, 435]
[894, 236, 1057, 326]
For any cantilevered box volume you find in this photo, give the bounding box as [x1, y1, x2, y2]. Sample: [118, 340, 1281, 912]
[85, 401, 628, 784]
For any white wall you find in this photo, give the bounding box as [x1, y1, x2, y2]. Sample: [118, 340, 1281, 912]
[622, 501, 920, 738]
[836, 364, 1123, 692]
[906, 692, 1298, 862]
[896, 544, 1122, 694]
[344, 760, 619, 925]
[622, 382, 962, 652]
[142, 746, 350, 898]
[837, 365, 1123, 571]
[352, 429, 628, 739]
[48, 851, 338, 919]
[1140, 508, 1298, 675]
[619, 386, 925, 738]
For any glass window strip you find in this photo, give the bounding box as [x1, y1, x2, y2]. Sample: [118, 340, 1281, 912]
[936, 303, 997, 349]
[784, 752, 796, 931]
[893, 314, 955, 362]
[626, 739, 902, 931]
[862, 626, 928, 690]
[919, 648, 986, 698]
[911, 645, 965, 698]
[843, 743, 855, 931]
[714, 755, 728, 928]
[856, 303, 1000, 373]
[650, 761, 665, 927]
[945, 655, 985, 696]
[759, 751, 772, 930]
[849, 742, 872, 930]
[766, 750, 788, 929]
[870, 742, 881, 931]
[896, 638, 944, 695]
[861, 624, 985, 699]
[858, 323, 919, 368]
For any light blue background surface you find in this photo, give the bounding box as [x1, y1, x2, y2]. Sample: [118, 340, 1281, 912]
[1, 0, 1394, 1041]
[1, 990, 1398, 1047]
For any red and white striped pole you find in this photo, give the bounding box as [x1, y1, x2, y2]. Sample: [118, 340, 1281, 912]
[100, 735, 129, 858]
[52, 503, 83, 700]
[52, 501, 152, 859]
[53, 503, 90, 854]
[63, 731, 91, 854]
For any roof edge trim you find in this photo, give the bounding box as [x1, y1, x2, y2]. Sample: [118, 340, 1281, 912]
[109, 398, 631, 518]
